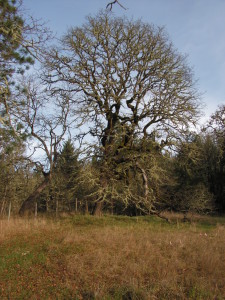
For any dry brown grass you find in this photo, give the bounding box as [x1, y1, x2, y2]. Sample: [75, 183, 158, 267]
[64, 225, 225, 299]
[0, 215, 225, 299]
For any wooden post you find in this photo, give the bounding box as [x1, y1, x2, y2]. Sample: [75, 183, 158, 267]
[1, 186, 7, 216]
[46, 197, 49, 212]
[85, 200, 89, 215]
[111, 199, 114, 215]
[75, 198, 78, 213]
[56, 199, 59, 217]
[35, 202, 38, 218]
[8, 201, 11, 222]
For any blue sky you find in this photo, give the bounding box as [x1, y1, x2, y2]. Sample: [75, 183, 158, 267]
[23, 0, 225, 121]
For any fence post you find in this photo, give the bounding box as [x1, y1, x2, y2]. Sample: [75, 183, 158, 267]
[8, 201, 11, 222]
[75, 198, 78, 213]
[35, 202, 38, 218]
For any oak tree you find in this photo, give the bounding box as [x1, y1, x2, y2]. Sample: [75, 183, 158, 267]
[44, 11, 201, 214]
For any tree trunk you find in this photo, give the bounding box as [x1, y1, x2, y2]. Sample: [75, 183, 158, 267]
[56, 199, 59, 217]
[75, 198, 78, 213]
[35, 202, 38, 218]
[85, 200, 89, 215]
[8, 201, 11, 221]
[19, 172, 51, 216]
[111, 198, 114, 215]
[92, 169, 107, 216]
[0, 186, 7, 216]
[136, 163, 149, 203]
[93, 202, 103, 216]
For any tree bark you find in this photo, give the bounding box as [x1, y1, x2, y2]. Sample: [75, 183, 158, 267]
[0, 186, 7, 216]
[85, 200, 89, 215]
[75, 198, 78, 213]
[8, 201, 11, 221]
[92, 168, 108, 216]
[136, 163, 149, 203]
[19, 172, 51, 216]
[93, 202, 103, 216]
[56, 199, 59, 217]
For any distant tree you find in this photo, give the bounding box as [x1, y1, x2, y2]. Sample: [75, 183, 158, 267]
[44, 12, 201, 215]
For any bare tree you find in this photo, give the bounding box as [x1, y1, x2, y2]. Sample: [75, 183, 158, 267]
[43, 12, 201, 214]
[6, 75, 72, 215]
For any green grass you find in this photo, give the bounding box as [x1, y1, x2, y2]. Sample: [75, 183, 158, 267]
[67, 213, 225, 233]
[0, 213, 225, 299]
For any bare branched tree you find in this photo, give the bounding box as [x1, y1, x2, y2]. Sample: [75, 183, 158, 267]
[44, 11, 201, 214]
[6, 76, 72, 215]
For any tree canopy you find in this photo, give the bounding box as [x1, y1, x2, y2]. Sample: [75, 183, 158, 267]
[46, 12, 200, 154]
[41, 12, 201, 213]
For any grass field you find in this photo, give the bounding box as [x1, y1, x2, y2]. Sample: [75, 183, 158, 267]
[0, 213, 225, 299]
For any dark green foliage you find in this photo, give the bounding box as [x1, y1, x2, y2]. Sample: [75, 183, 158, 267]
[56, 140, 79, 178]
[39, 140, 81, 212]
[0, 0, 33, 152]
[55, 140, 80, 209]
[0, 0, 33, 82]
[206, 105, 225, 209]
[166, 133, 219, 213]
[0, 0, 50, 146]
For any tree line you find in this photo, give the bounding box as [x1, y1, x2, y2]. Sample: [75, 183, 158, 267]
[0, 0, 224, 217]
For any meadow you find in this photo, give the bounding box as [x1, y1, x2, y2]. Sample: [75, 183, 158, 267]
[0, 213, 225, 299]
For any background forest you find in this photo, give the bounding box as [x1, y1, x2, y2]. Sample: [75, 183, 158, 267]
[0, 0, 224, 218]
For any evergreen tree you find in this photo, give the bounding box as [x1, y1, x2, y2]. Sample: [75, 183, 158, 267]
[51, 140, 80, 212]
[0, 0, 34, 123]
[0, 0, 33, 80]
[170, 133, 214, 213]
[206, 105, 225, 210]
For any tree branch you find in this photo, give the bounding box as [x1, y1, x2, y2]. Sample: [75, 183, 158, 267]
[106, 0, 127, 10]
